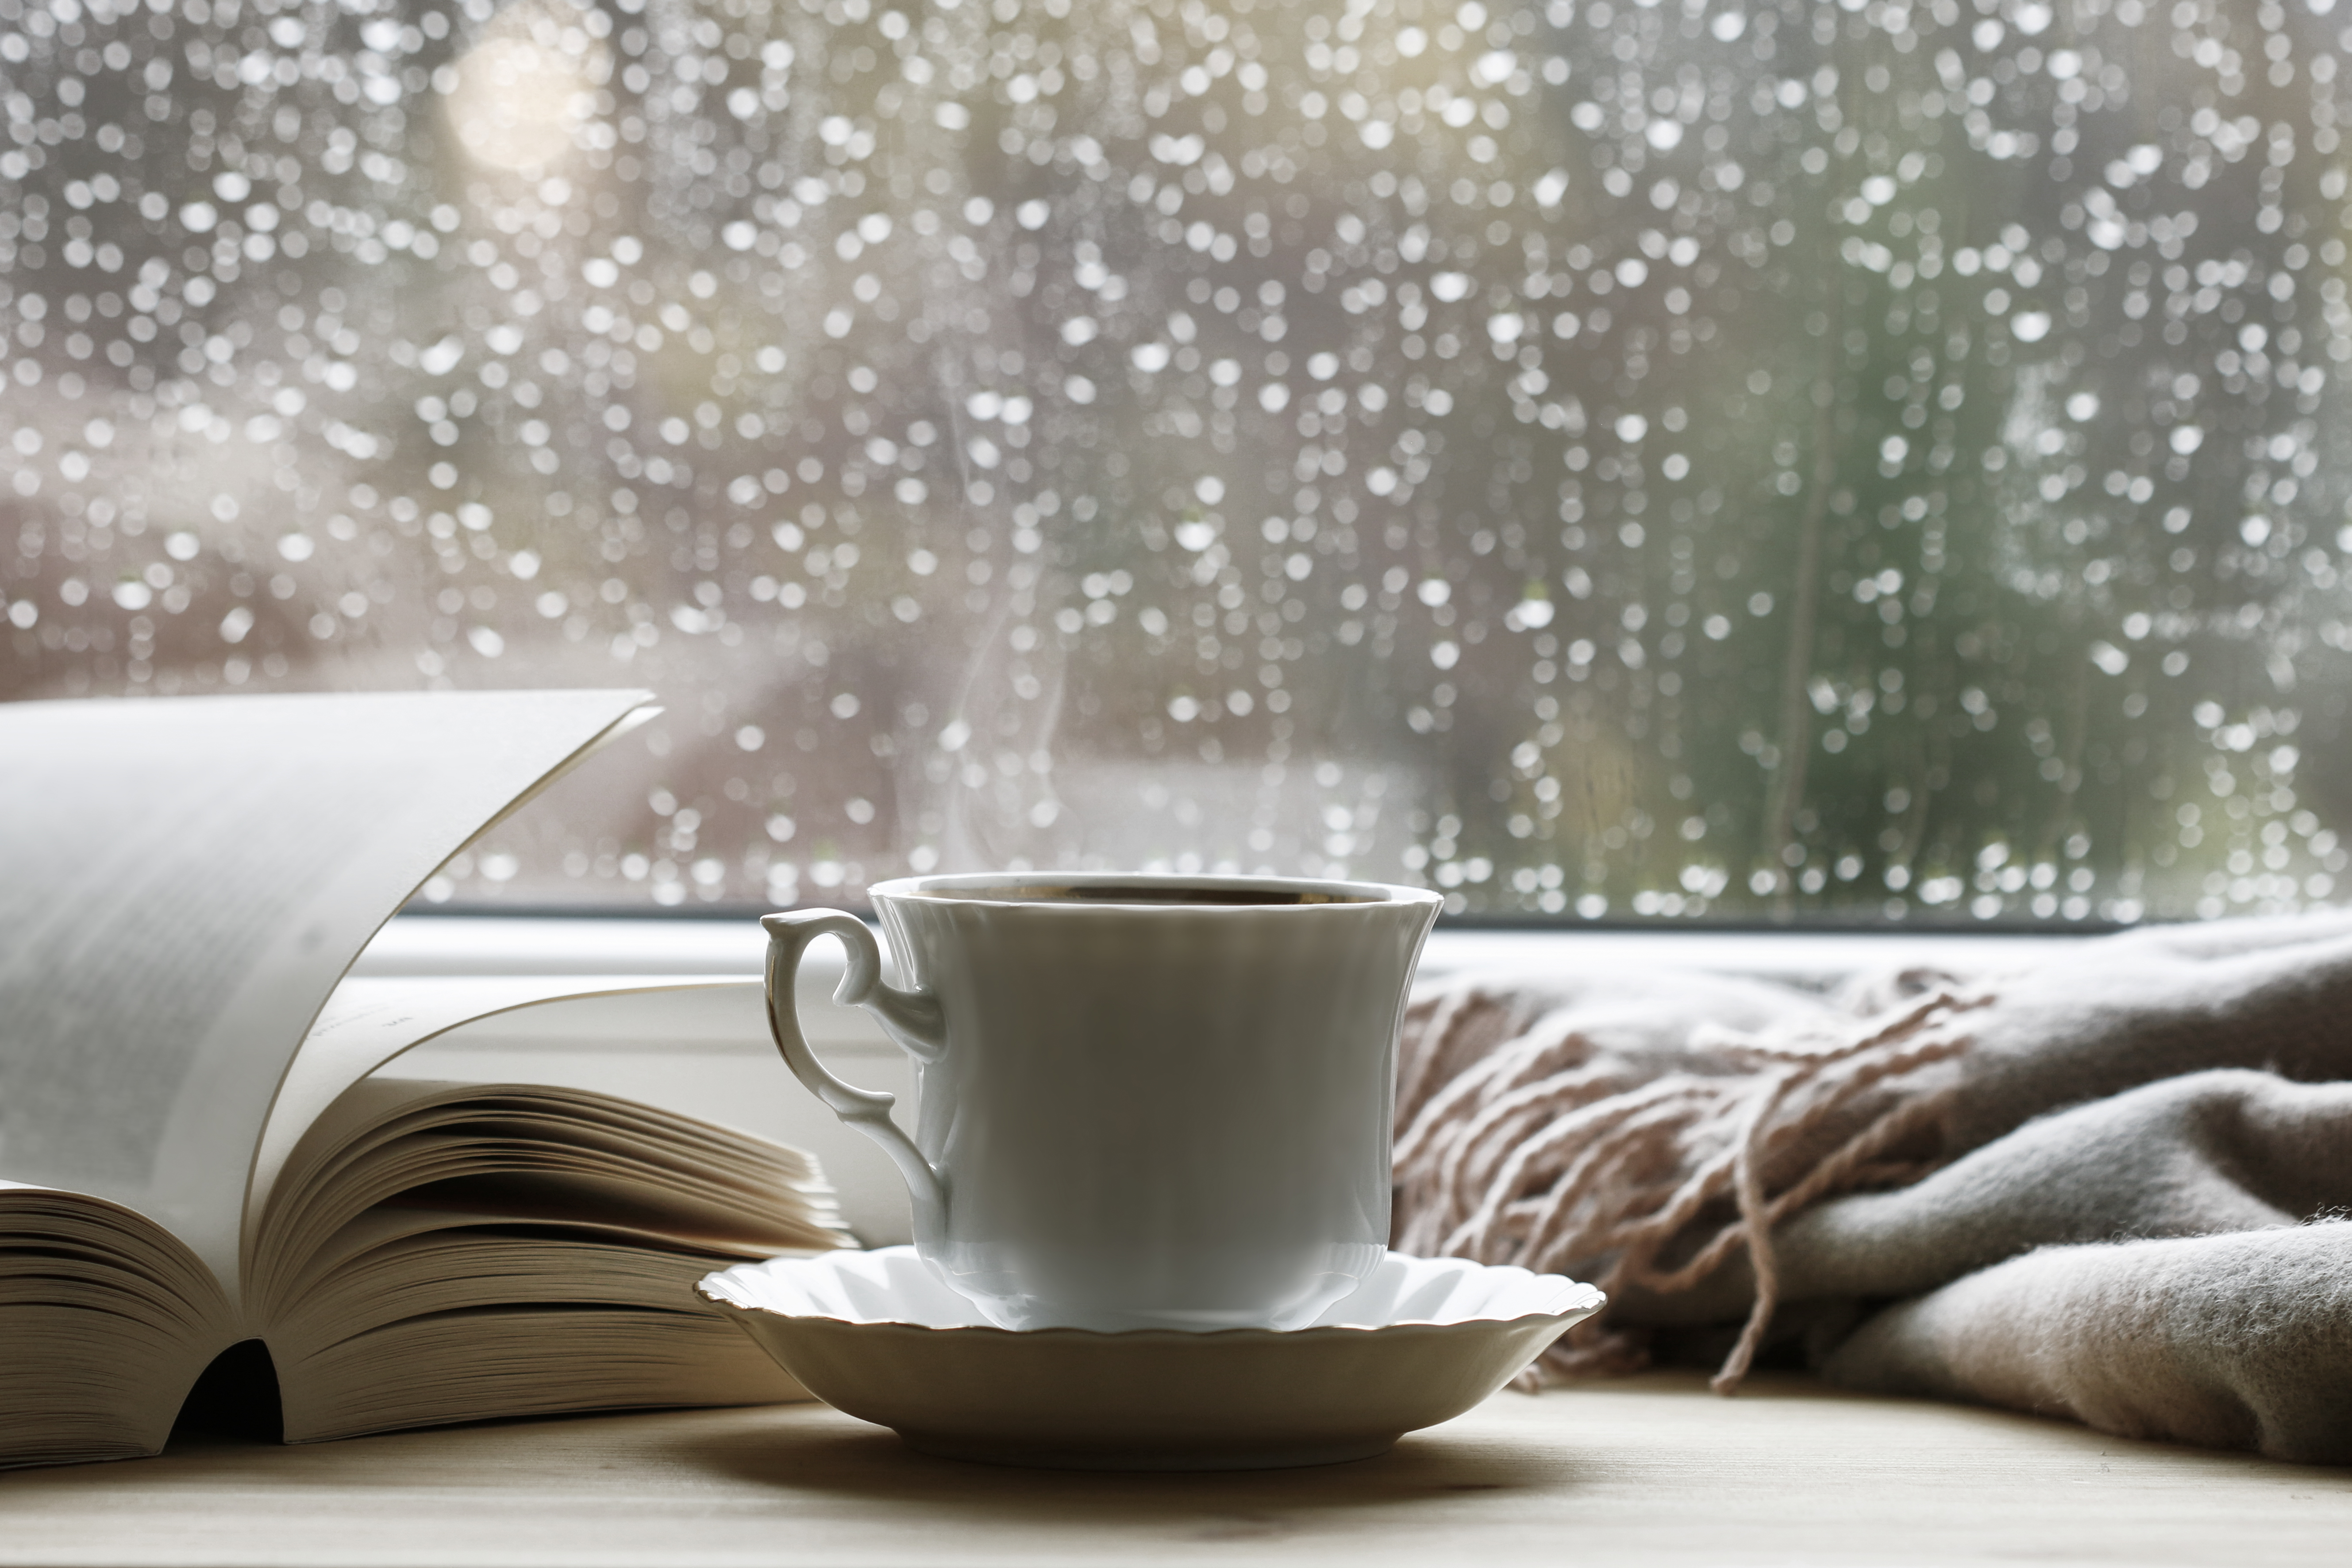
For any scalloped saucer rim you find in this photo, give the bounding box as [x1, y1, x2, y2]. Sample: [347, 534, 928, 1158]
[697, 1246, 1605, 1336]
[697, 1248, 1605, 1471]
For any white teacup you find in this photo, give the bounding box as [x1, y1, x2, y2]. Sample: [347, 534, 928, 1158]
[761, 873, 1441, 1332]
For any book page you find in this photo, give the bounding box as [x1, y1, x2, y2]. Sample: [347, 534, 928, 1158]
[380, 980, 922, 1247]
[0, 1181, 237, 1468]
[0, 690, 651, 1310]
[243, 974, 751, 1286]
[250, 1069, 847, 1326]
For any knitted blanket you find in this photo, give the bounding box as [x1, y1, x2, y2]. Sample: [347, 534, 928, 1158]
[1395, 914, 2352, 1464]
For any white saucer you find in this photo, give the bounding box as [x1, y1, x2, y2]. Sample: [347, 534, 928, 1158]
[698, 1247, 1603, 1470]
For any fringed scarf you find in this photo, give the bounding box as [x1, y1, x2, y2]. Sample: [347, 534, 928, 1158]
[1393, 975, 1983, 1390]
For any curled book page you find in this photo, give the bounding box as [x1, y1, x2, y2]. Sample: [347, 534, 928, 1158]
[0, 688, 652, 1310]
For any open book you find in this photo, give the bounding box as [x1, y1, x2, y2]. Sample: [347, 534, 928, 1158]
[0, 692, 848, 1468]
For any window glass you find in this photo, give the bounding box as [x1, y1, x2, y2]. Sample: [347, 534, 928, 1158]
[3, 0, 2348, 922]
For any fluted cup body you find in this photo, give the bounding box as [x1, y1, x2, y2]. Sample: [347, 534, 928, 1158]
[763, 873, 1439, 1333]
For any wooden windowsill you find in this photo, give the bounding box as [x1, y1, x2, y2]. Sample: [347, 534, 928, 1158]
[3, 1371, 2344, 1566]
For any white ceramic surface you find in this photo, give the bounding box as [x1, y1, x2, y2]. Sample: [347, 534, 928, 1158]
[699, 1247, 1606, 1471]
[760, 874, 1442, 1332]
[701, 1245, 1600, 1330]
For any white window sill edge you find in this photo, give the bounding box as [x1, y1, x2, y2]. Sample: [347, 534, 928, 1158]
[358, 913, 2092, 1247]
[357, 911, 2089, 990]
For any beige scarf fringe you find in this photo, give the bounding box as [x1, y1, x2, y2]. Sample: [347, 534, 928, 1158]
[1393, 982, 1985, 1391]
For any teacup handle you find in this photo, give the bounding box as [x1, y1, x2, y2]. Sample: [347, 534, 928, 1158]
[759, 911, 948, 1233]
